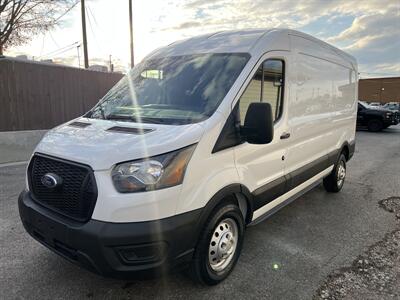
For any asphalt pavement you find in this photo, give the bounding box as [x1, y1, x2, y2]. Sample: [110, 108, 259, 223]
[1, 125, 399, 299]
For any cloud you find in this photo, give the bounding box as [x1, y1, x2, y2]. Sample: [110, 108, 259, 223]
[6, 0, 400, 77]
[159, 0, 400, 77]
[184, 0, 225, 9]
[376, 63, 400, 73]
[328, 12, 400, 44]
[324, 10, 400, 74]
[171, 21, 202, 30]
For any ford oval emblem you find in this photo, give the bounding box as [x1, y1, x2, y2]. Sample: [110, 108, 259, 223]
[41, 173, 62, 189]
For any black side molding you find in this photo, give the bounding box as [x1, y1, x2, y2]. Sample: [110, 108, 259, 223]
[252, 149, 339, 210]
[348, 140, 356, 160]
[252, 176, 286, 210]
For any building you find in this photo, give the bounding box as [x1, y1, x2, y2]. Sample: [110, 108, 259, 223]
[358, 77, 400, 104]
[89, 64, 108, 72]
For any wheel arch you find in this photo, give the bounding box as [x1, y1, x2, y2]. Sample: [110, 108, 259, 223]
[193, 184, 254, 241]
[340, 142, 350, 161]
[339, 140, 355, 162]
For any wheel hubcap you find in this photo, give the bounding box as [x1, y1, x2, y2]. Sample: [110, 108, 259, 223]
[337, 161, 346, 187]
[208, 218, 238, 272]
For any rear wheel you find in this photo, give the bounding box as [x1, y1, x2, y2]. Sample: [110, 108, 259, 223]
[190, 203, 244, 285]
[367, 119, 383, 132]
[323, 154, 346, 193]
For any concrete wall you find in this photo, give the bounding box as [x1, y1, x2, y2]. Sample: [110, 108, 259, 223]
[0, 130, 47, 165]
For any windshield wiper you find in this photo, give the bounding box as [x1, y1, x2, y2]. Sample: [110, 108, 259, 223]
[99, 104, 107, 120]
[85, 102, 107, 120]
[106, 114, 166, 124]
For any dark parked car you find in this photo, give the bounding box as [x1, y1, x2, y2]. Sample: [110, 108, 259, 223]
[357, 101, 399, 132]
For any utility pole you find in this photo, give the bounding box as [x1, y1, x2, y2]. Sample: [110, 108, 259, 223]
[81, 0, 89, 68]
[109, 54, 114, 72]
[129, 0, 134, 68]
[77, 44, 81, 68]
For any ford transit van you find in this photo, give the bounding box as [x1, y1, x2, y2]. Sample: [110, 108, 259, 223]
[18, 29, 357, 285]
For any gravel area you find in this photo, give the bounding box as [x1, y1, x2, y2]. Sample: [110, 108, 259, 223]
[314, 196, 400, 299]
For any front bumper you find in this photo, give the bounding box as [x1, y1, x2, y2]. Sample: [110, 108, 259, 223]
[387, 119, 399, 125]
[18, 190, 202, 279]
[384, 115, 399, 125]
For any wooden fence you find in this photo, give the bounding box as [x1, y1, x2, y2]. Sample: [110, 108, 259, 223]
[0, 57, 124, 131]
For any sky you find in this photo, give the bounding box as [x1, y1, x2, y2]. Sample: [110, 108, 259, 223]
[7, 0, 400, 77]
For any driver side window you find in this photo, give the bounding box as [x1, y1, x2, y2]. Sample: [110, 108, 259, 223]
[239, 59, 284, 124]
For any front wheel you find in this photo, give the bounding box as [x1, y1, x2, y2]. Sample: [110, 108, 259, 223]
[367, 119, 383, 132]
[190, 203, 245, 285]
[323, 154, 347, 193]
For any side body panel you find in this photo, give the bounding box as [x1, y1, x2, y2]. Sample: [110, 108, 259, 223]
[174, 111, 240, 216]
[284, 35, 357, 176]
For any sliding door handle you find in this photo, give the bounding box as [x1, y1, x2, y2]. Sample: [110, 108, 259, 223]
[280, 132, 291, 139]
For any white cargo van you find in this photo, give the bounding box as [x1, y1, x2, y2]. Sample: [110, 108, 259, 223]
[19, 29, 357, 285]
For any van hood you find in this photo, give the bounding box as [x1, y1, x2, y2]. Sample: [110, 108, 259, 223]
[35, 117, 205, 170]
[369, 107, 393, 113]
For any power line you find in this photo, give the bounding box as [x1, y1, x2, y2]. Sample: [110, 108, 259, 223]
[40, 41, 79, 58]
[37, 1, 78, 60]
[42, 42, 78, 57]
[49, 31, 60, 49]
[87, 5, 100, 28]
[85, 6, 102, 53]
[39, 34, 45, 57]
[44, 45, 78, 59]
[53, 0, 80, 24]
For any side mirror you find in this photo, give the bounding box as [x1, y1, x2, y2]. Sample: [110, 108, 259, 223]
[241, 102, 274, 144]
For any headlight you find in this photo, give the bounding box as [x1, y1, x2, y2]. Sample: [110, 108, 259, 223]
[386, 112, 392, 118]
[112, 144, 196, 193]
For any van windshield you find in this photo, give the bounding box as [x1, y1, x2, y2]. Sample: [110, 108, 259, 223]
[88, 53, 250, 125]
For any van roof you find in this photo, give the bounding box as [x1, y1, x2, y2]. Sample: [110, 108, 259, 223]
[147, 28, 356, 67]
[148, 28, 274, 58]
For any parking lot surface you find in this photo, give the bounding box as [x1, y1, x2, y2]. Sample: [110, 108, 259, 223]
[1, 125, 399, 299]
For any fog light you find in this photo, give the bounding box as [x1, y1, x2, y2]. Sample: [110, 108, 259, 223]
[117, 242, 167, 264]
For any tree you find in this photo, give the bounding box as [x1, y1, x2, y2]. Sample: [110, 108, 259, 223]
[0, 0, 75, 55]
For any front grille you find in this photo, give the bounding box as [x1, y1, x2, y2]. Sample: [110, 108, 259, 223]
[29, 154, 97, 222]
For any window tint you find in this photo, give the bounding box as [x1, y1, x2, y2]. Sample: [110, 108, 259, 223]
[239, 59, 284, 124]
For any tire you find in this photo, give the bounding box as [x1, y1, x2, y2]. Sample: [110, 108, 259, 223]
[323, 153, 346, 193]
[190, 203, 245, 285]
[367, 119, 383, 132]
